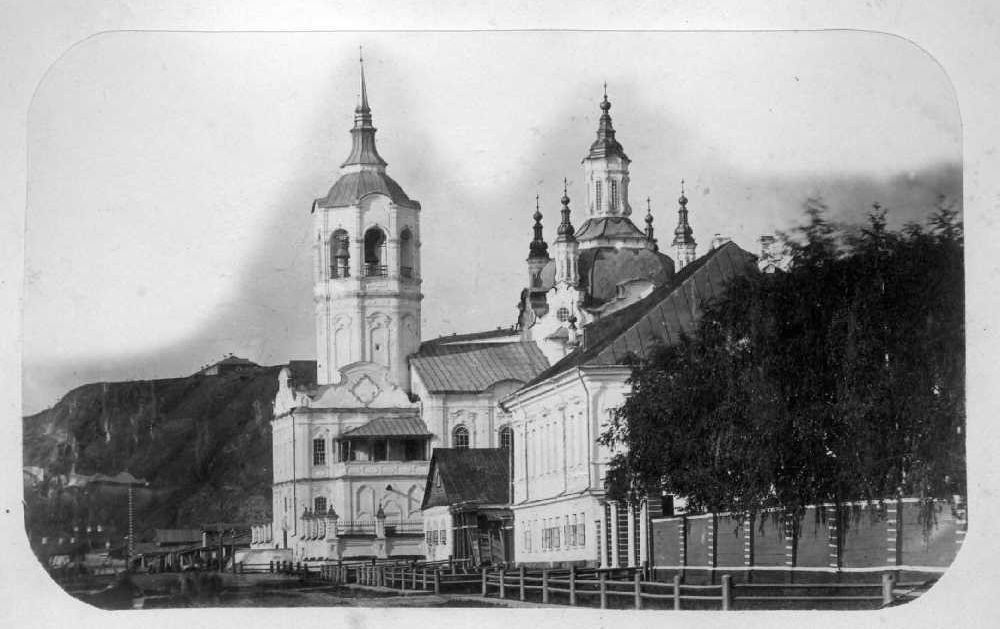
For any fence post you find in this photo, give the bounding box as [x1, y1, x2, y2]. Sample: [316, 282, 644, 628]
[882, 572, 896, 607]
[422, 568, 428, 590]
[721, 574, 732, 611]
[673, 574, 681, 610]
[482, 568, 488, 596]
[519, 565, 526, 601]
[412, 566, 418, 590]
[499, 567, 506, 599]
[434, 569, 441, 594]
[542, 570, 549, 604]
[569, 566, 577, 606]
[634, 571, 642, 610]
[599, 571, 608, 609]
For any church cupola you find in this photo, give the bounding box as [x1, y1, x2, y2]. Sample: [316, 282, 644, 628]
[672, 180, 697, 270]
[527, 194, 550, 289]
[341, 52, 387, 170]
[582, 85, 632, 218]
[644, 197, 658, 252]
[553, 180, 579, 287]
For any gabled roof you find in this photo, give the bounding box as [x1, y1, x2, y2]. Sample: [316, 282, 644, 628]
[154, 529, 202, 545]
[521, 241, 758, 388]
[90, 471, 148, 486]
[316, 170, 421, 210]
[411, 339, 549, 393]
[214, 355, 257, 366]
[341, 416, 431, 438]
[421, 448, 511, 510]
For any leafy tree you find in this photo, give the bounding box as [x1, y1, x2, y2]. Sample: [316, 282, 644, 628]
[600, 200, 964, 517]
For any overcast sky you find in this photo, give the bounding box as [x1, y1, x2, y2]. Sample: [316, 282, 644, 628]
[22, 30, 961, 414]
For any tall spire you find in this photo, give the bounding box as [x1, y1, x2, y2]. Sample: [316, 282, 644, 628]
[358, 46, 370, 113]
[644, 197, 658, 251]
[528, 194, 550, 260]
[673, 180, 695, 243]
[557, 178, 576, 241]
[585, 86, 628, 161]
[673, 179, 697, 268]
[342, 48, 386, 168]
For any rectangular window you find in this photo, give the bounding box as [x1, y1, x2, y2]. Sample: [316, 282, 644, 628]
[372, 439, 387, 461]
[579, 514, 586, 546]
[404, 439, 424, 461]
[312, 438, 326, 465]
[440, 529, 447, 545]
[595, 181, 602, 210]
[610, 180, 619, 211]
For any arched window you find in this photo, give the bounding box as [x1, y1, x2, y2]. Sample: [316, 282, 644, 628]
[399, 228, 414, 278]
[595, 180, 602, 211]
[453, 425, 470, 449]
[330, 229, 350, 278]
[610, 180, 619, 211]
[499, 425, 513, 451]
[363, 227, 387, 277]
[314, 496, 327, 513]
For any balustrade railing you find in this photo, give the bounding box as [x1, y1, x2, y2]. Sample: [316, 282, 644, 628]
[363, 263, 388, 277]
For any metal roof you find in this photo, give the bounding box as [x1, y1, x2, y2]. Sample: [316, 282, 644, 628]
[521, 241, 758, 388]
[421, 448, 511, 510]
[341, 416, 432, 439]
[316, 170, 420, 210]
[411, 341, 550, 393]
[574, 216, 647, 241]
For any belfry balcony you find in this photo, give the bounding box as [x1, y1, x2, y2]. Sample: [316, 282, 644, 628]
[329, 265, 350, 279]
[363, 263, 388, 278]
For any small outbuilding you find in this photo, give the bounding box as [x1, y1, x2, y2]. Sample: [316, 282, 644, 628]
[421, 448, 513, 566]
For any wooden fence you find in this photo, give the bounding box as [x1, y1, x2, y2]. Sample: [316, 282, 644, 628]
[237, 557, 930, 609]
[477, 566, 926, 610]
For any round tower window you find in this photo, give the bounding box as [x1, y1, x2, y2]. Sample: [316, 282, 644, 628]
[557, 307, 570, 322]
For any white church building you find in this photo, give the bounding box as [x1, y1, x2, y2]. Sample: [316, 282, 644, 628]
[252, 59, 762, 567]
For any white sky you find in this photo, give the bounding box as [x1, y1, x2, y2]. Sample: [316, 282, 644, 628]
[22, 30, 961, 413]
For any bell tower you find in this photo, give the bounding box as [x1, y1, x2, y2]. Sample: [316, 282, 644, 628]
[311, 54, 422, 391]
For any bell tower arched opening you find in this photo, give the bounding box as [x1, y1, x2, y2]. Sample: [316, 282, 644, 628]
[330, 229, 350, 278]
[363, 227, 388, 277]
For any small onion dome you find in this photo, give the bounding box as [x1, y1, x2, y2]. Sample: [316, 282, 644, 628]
[528, 195, 549, 260]
[557, 181, 576, 239]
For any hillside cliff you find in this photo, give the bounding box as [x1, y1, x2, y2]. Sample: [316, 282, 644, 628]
[22, 367, 280, 543]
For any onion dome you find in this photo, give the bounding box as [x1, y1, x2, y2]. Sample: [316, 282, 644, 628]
[585, 84, 629, 162]
[556, 179, 577, 241]
[673, 179, 696, 246]
[528, 194, 550, 260]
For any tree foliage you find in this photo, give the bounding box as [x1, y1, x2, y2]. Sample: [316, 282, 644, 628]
[600, 200, 965, 516]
